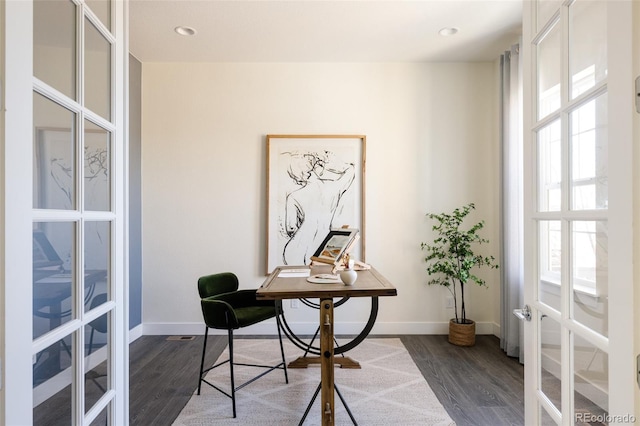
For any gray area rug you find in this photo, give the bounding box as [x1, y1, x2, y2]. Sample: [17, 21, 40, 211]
[173, 338, 455, 425]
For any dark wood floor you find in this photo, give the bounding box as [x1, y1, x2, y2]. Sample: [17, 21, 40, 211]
[130, 334, 524, 425]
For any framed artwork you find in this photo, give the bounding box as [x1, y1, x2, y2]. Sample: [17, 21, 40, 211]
[266, 134, 366, 273]
[34, 127, 110, 211]
[34, 127, 76, 210]
[33, 127, 111, 273]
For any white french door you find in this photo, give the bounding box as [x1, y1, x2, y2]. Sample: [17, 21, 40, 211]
[2, 0, 128, 424]
[522, 0, 635, 425]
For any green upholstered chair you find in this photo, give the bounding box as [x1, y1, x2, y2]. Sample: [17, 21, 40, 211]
[197, 272, 288, 417]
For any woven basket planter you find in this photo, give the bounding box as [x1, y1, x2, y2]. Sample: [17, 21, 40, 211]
[448, 319, 476, 346]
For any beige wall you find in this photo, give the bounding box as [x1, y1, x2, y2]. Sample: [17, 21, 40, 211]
[141, 62, 502, 335]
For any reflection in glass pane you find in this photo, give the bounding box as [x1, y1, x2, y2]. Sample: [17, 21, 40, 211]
[540, 404, 558, 426]
[540, 314, 561, 412]
[89, 403, 110, 425]
[569, 0, 607, 99]
[85, 221, 110, 315]
[537, 0, 561, 33]
[85, 18, 111, 120]
[33, 336, 73, 425]
[537, 23, 561, 119]
[86, 0, 111, 31]
[572, 221, 608, 337]
[33, 93, 76, 210]
[33, 222, 76, 339]
[538, 120, 561, 212]
[84, 121, 111, 211]
[34, 0, 76, 100]
[85, 311, 109, 413]
[570, 93, 608, 210]
[573, 335, 608, 423]
[539, 221, 561, 311]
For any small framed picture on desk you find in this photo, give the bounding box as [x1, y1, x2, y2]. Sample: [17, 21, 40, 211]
[310, 228, 359, 267]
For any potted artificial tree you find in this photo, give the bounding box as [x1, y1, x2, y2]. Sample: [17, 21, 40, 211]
[420, 203, 498, 346]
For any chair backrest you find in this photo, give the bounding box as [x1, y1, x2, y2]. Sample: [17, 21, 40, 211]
[198, 272, 239, 299]
[89, 293, 109, 333]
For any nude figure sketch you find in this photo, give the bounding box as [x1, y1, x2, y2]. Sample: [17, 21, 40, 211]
[280, 150, 355, 265]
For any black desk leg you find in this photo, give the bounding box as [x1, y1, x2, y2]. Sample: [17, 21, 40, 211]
[298, 383, 358, 426]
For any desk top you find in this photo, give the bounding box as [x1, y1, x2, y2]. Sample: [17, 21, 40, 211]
[33, 269, 107, 305]
[257, 265, 397, 300]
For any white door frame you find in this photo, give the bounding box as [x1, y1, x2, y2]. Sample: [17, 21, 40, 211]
[605, 0, 635, 420]
[2, 0, 36, 422]
[522, 0, 637, 424]
[0, 0, 129, 423]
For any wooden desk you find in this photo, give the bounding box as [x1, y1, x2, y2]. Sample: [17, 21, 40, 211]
[257, 264, 397, 426]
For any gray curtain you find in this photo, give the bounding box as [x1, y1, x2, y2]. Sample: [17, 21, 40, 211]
[499, 44, 524, 363]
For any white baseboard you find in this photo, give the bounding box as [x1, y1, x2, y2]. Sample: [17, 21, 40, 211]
[141, 320, 501, 337]
[129, 324, 143, 343]
[491, 322, 501, 337]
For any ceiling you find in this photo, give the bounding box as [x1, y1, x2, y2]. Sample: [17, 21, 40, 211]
[129, 0, 523, 63]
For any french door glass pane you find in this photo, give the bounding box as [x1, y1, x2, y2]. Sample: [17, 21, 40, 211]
[85, 17, 112, 121]
[84, 311, 110, 413]
[573, 334, 608, 422]
[538, 220, 561, 311]
[537, 120, 561, 212]
[85, 221, 110, 312]
[540, 314, 562, 412]
[537, 0, 561, 33]
[572, 221, 608, 337]
[570, 93, 608, 211]
[569, 0, 607, 100]
[84, 121, 111, 211]
[537, 23, 561, 120]
[33, 335, 73, 425]
[33, 93, 76, 210]
[33, 0, 76, 100]
[31, 0, 121, 422]
[539, 405, 558, 426]
[89, 404, 110, 425]
[33, 222, 76, 339]
[86, 0, 111, 31]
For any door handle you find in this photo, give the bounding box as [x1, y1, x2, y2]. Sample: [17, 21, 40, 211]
[513, 305, 532, 321]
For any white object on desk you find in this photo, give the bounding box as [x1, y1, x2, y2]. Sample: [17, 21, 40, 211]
[306, 274, 341, 284]
[278, 269, 311, 278]
[340, 269, 358, 285]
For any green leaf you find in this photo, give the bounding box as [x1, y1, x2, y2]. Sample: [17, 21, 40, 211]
[420, 203, 499, 320]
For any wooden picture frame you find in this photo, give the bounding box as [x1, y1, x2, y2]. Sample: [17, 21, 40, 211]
[266, 134, 366, 274]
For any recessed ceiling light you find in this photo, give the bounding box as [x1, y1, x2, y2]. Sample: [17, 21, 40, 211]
[175, 26, 197, 36]
[438, 27, 459, 37]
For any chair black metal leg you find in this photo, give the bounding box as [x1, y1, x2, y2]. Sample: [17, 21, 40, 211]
[276, 315, 289, 384]
[196, 313, 290, 419]
[88, 328, 96, 355]
[228, 328, 236, 418]
[197, 327, 209, 395]
[61, 338, 72, 358]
